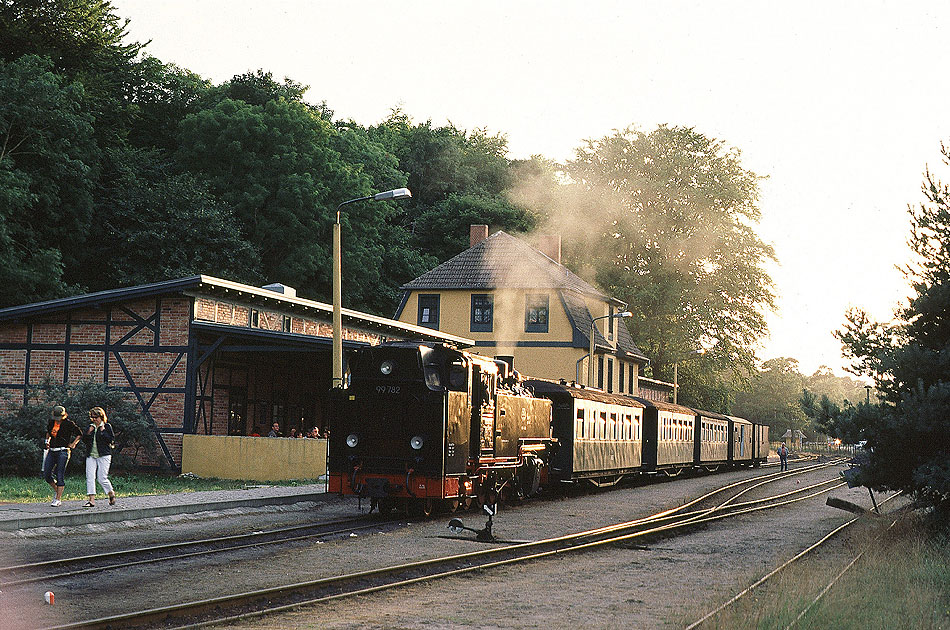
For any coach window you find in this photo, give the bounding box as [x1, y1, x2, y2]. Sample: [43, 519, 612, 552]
[576, 407, 585, 438]
[471, 294, 493, 332]
[418, 294, 440, 329]
[608, 412, 617, 439]
[598, 411, 607, 440]
[524, 294, 549, 333]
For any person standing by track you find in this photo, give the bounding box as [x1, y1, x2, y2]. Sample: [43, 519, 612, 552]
[43, 405, 82, 507]
[82, 406, 116, 507]
[779, 442, 789, 471]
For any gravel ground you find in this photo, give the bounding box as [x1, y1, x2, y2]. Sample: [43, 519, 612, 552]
[2, 460, 902, 630]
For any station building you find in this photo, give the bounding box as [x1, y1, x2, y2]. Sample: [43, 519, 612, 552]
[394, 225, 674, 401]
[0, 275, 472, 469]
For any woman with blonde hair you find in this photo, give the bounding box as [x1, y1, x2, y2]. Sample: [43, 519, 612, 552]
[82, 407, 116, 507]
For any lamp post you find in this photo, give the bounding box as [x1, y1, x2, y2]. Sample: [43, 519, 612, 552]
[587, 311, 632, 388]
[332, 188, 411, 388]
[672, 347, 709, 405]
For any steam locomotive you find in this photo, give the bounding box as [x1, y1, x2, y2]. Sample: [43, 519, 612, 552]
[327, 342, 769, 515]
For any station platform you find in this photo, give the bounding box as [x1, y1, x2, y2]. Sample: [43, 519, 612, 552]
[0, 482, 330, 532]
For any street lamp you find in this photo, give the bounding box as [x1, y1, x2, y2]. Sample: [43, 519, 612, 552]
[332, 188, 411, 388]
[673, 347, 710, 405]
[587, 311, 632, 388]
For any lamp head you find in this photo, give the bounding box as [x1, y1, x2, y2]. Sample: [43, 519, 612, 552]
[616, 311, 633, 318]
[373, 188, 412, 201]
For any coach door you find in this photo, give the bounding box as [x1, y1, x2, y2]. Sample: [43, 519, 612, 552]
[474, 367, 497, 457]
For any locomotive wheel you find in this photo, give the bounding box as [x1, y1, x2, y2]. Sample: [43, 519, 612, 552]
[408, 498, 435, 517]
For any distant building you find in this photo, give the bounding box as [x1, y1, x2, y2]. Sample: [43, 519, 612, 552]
[394, 225, 673, 401]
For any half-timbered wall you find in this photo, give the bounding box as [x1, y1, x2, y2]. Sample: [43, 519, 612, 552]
[0, 297, 191, 468]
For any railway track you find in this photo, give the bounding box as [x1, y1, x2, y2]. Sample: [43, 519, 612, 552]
[40, 459, 849, 630]
[684, 490, 903, 629]
[0, 515, 400, 589]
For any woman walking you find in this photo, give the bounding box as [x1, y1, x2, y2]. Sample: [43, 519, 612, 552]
[83, 407, 116, 507]
[44, 405, 83, 507]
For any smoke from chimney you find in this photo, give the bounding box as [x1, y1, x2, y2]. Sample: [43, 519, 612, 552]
[536, 234, 562, 264]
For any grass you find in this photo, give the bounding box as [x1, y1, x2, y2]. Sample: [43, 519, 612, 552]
[0, 472, 321, 503]
[679, 514, 950, 629]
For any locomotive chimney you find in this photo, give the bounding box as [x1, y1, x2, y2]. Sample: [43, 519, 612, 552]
[470, 224, 489, 248]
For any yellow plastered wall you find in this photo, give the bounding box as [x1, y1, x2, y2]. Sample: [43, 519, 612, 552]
[400, 289, 637, 392]
[182, 435, 327, 481]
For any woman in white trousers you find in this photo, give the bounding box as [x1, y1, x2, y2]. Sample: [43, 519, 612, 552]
[83, 406, 116, 507]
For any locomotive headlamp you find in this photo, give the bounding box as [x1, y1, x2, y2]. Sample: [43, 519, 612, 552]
[410, 435, 424, 450]
[380, 360, 394, 375]
[346, 433, 359, 448]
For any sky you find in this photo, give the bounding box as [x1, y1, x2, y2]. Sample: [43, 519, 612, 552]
[113, 0, 950, 376]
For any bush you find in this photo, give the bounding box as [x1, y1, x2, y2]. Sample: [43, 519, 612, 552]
[0, 378, 157, 475]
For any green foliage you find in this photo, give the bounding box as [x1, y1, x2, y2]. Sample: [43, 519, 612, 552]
[733, 357, 807, 435]
[832, 141, 950, 516]
[175, 97, 348, 291]
[83, 146, 262, 289]
[559, 125, 776, 411]
[0, 54, 96, 304]
[0, 378, 156, 474]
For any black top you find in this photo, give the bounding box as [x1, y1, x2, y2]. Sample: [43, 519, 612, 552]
[82, 422, 115, 457]
[47, 417, 82, 449]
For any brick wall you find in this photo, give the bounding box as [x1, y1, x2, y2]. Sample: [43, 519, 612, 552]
[0, 296, 193, 468]
[194, 297, 384, 344]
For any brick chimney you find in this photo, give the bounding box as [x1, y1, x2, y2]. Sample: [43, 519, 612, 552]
[470, 224, 489, 248]
[537, 234, 562, 264]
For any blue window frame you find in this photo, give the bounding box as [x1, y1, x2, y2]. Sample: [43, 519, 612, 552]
[417, 294, 440, 329]
[524, 294, 549, 333]
[471, 294, 493, 332]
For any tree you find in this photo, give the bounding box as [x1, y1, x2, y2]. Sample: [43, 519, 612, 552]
[732, 358, 808, 438]
[83, 146, 263, 289]
[0, 54, 96, 305]
[833, 142, 950, 518]
[368, 111, 539, 265]
[561, 125, 776, 411]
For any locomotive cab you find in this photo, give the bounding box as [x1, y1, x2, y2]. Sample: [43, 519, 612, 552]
[328, 343, 475, 511]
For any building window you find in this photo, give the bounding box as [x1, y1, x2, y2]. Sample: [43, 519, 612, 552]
[608, 305, 615, 340]
[524, 294, 549, 333]
[628, 364, 635, 394]
[417, 294, 440, 329]
[471, 294, 493, 332]
[618, 360, 624, 392]
[597, 355, 604, 389]
[250, 309, 260, 328]
[607, 358, 614, 393]
[282, 315, 292, 333]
